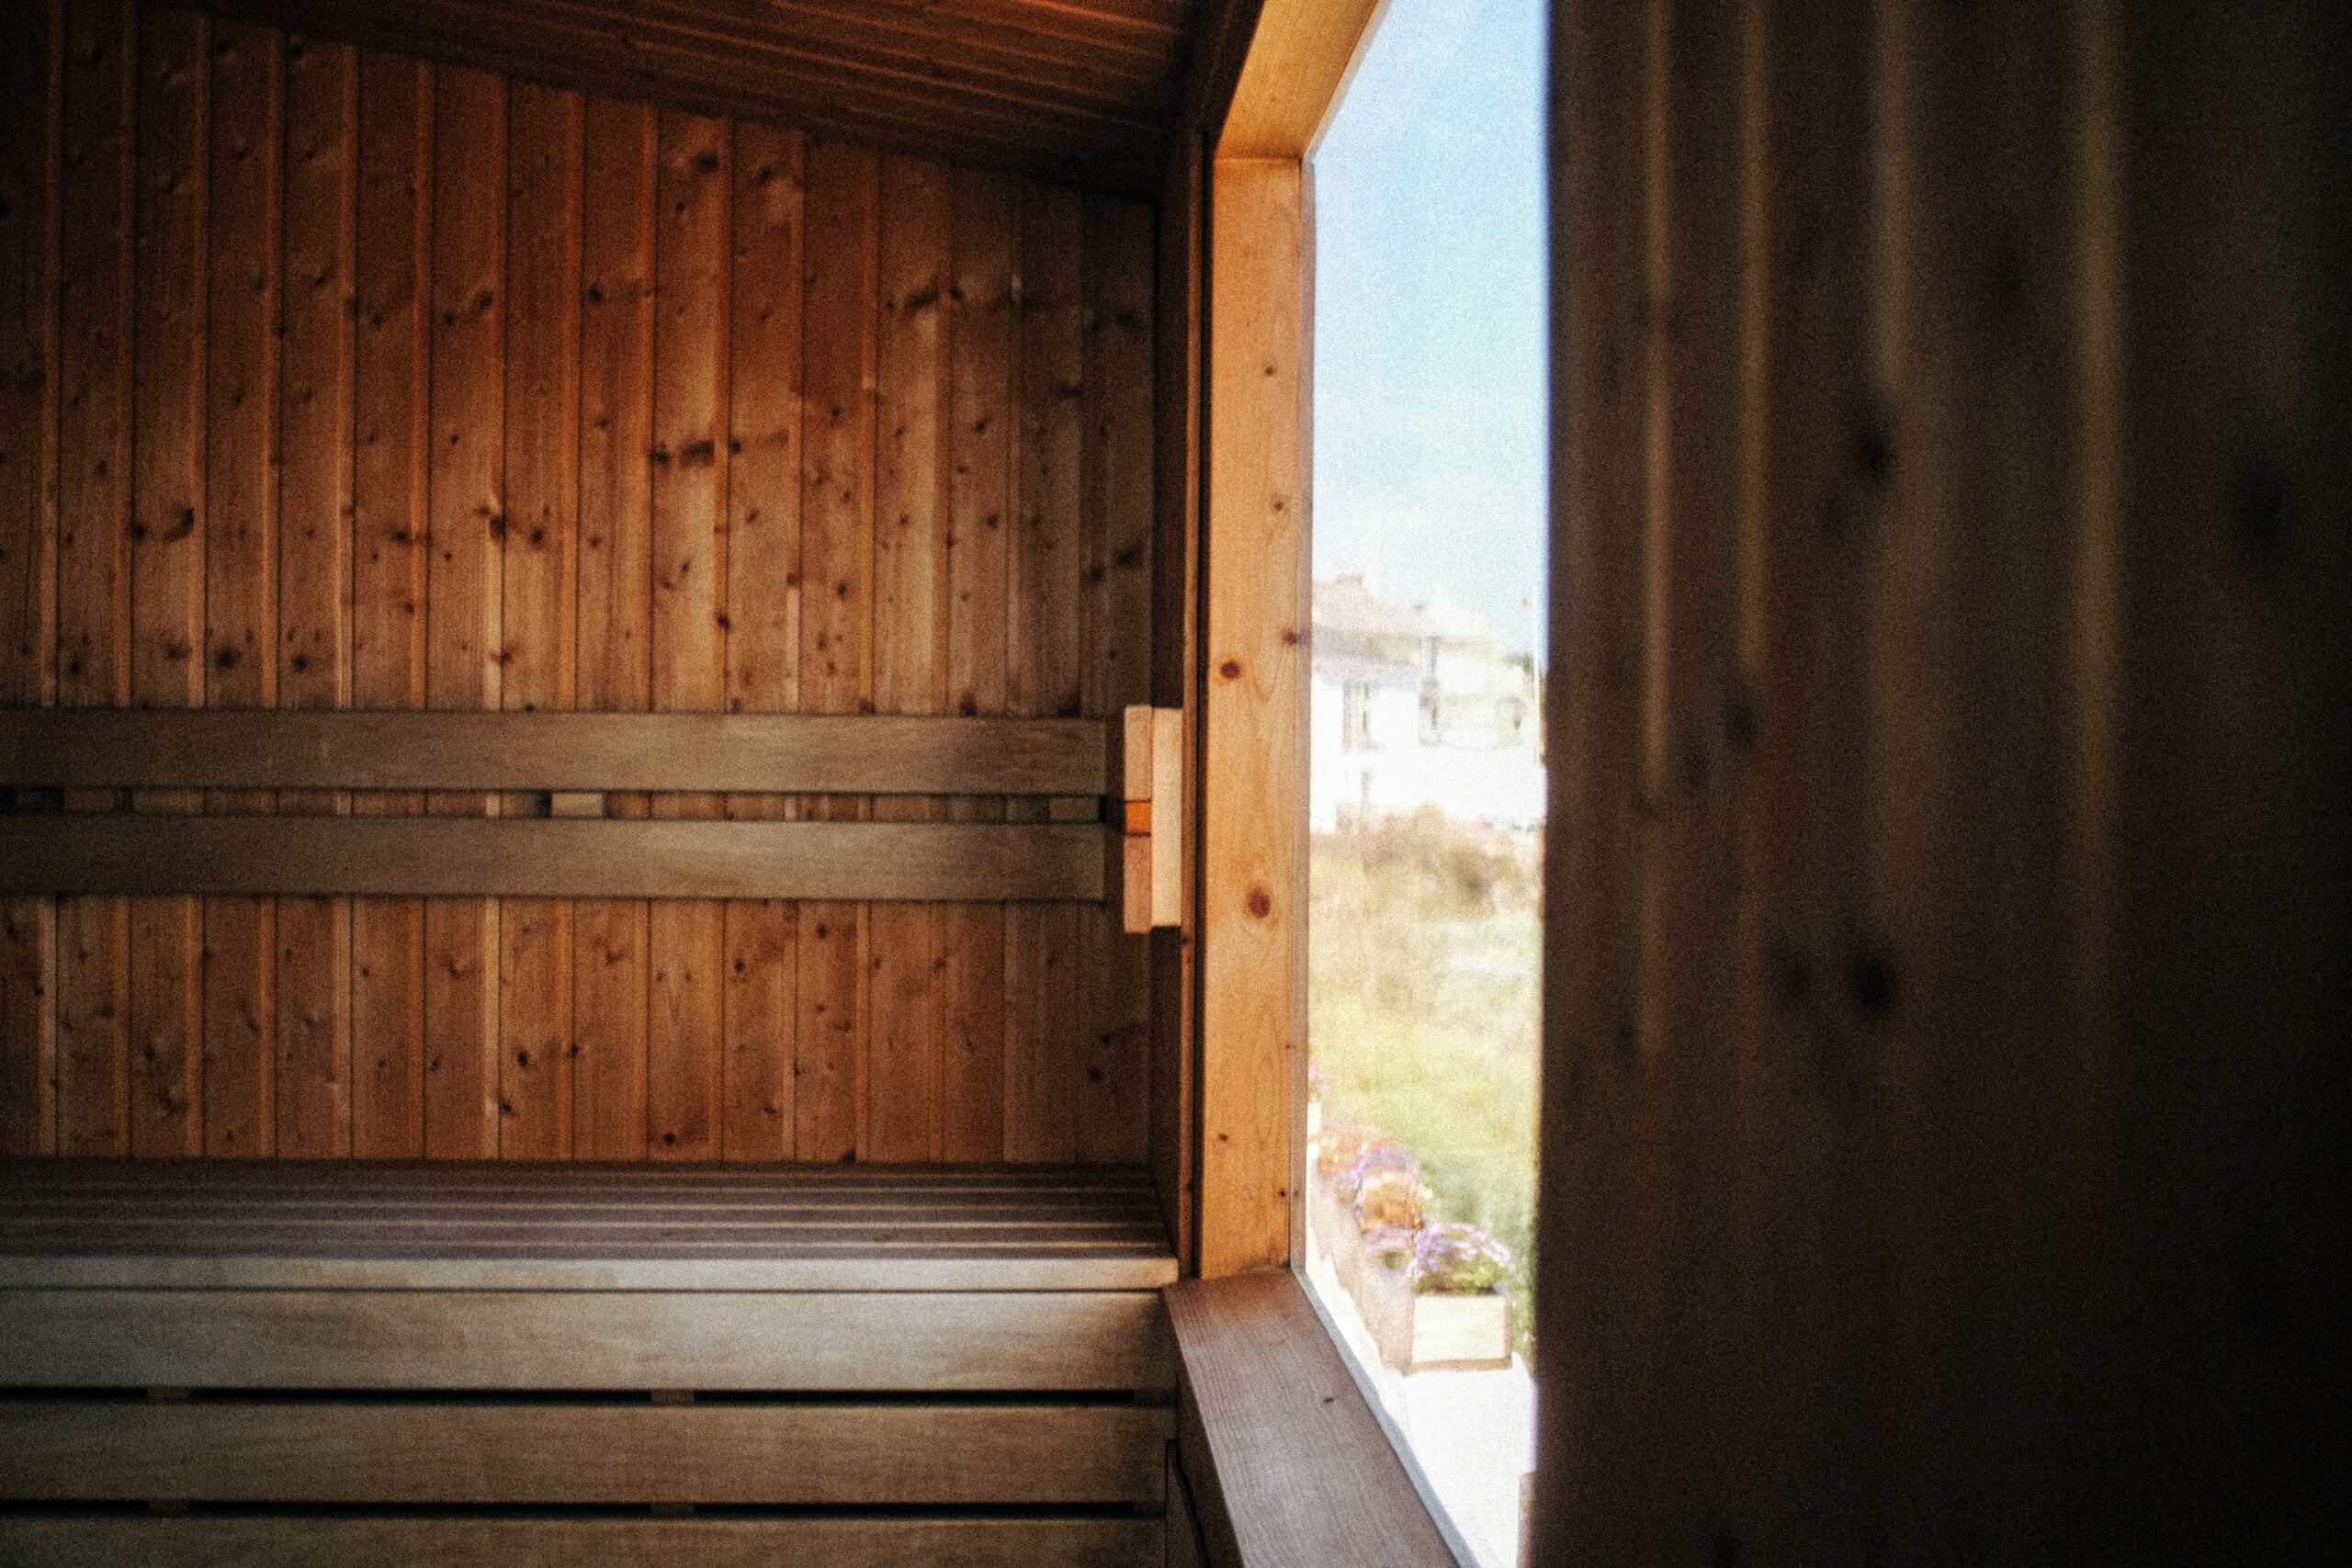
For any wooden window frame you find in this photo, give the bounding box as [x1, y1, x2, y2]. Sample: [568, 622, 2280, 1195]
[1177, 1, 1475, 1563]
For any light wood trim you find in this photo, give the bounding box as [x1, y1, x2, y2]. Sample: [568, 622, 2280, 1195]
[1166, 1270, 1455, 1565]
[1151, 704, 1185, 928]
[0, 818, 1104, 902]
[0, 1516, 1161, 1568]
[0, 1399, 1170, 1504]
[1198, 159, 1308, 1277]
[1216, 0, 1385, 158]
[0, 1288, 1172, 1392]
[0, 709, 1107, 795]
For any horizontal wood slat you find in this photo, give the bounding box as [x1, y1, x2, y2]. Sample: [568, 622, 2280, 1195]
[0, 1516, 1162, 1568]
[0, 710, 1108, 795]
[0, 1288, 1173, 1392]
[0, 818, 1103, 902]
[0, 1160, 1177, 1289]
[0, 1398, 1170, 1504]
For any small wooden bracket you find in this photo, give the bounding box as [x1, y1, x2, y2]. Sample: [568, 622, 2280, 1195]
[1115, 705, 1184, 933]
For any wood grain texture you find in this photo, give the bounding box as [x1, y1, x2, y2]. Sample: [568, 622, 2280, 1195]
[0, 1399, 1170, 1504]
[167, 0, 1191, 195]
[1004, 178, 1086, 1164]
[273, 33, 357, 1158]
[1166, 1270, 1455, 1565]
[1079, 194, 1154, 1161]
[347, 46, 432, 1159]
[496, 79, 582, 1159]
[0, 708, 1111, 793]
[1530, 1, 2351, 1562]
[1215, 0, 1383, 159]
[0, 817, 1110, 901]
[795, 137, 878, 1162]
[198, 18, 281, 1158]
[939, 169, 1017, 1162]
[51, 0, 136, 1158]
[0, 0, 58, 1156]
[718, 116, 804, 1161]
[0, 1287, 1174, 1392]
[868, 152, 953, 1160]
[0, 1516, 1161, 1568]
[0, 1157, 1181, 1291]
[421, 61, 504, 1161]
[1197, 158, 1305, 1274]
[1150, 130, 1204, 1271]
[126, 3, 208, 1158]
[6, 10, 1162, 1167]
[571, 93, 657, 1162]
[646, 107, 730, 1163]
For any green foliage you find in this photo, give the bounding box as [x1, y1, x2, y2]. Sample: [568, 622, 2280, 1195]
[1309, 818, 1542, 1359]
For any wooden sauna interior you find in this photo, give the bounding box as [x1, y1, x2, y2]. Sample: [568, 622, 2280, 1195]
[0, 0, 1206, 1562]
[5, 0, 2344, 1562]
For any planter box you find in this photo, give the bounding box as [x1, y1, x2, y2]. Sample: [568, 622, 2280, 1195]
[1357, 1252, 1513, 1373]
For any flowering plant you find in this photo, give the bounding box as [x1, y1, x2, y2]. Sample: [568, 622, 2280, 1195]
[1408, 1222, 1512, 1295]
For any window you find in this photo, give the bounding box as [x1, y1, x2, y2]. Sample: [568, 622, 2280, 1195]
[1301, 0, 1546, 1563]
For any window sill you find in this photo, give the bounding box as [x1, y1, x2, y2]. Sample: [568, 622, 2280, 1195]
[1164, 1269, 1464, 1567]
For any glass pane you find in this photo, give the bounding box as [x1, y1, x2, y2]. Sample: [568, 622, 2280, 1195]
[1305, 1, 1545, 1563]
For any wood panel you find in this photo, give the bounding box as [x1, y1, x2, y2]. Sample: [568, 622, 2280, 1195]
[869, 152, 952, 1160]
[940, 166, 1018, 1160]
[1531, 0, 2350, 1561]
[176, 0, 1193, 195]
[0, 1288, 1175, 1391]
[1149, 129, 1204, 1270]
[347, 46, 431, 1159]
[0, 1516, 1162, 1568]
[571, 93, 656, 1162]
[127, 3, 209, 1157]
[0, 0, 59, 1156]
[422, 62, 504, 1159]
[1079, 194, 1155, 1161]
[198, 17, 279, 1157]
[647, 107, 730, 1161]
[497, 80, 582, 1159]
[1004, 180, 1086, 1163]
[50, 0, 136, 1158]
[273, 33, 356, 1157]
[0, 1399, 1170, 1504]
[4, 7, 1163, 1166]
[0, 817, 1109, 901]
[795, 137, 878, 1162]
[718, 117, 803, 1162]
[1197, 157, 1305, 1274]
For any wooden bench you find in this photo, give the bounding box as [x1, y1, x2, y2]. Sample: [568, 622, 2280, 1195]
[0, 1160, 1177, 1565]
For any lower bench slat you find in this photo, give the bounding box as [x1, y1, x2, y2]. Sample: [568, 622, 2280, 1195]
[0, 1517, 1162, 1568]
[0, 1400, 1170, 1505]
[0, 1289, 1172, 1393]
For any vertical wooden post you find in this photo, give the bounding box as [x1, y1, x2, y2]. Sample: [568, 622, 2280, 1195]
[1197, 157, 1309, 1278]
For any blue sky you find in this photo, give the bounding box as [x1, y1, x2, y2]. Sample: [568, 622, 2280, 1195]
[1312, 0, 1547, 659]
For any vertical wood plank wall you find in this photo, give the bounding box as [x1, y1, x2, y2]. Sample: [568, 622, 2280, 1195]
[0, 0, 1159, 1166]
[1534, 0, 2347, 1559]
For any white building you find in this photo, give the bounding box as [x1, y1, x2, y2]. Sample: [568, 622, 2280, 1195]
[1309, 575, 1545, 831]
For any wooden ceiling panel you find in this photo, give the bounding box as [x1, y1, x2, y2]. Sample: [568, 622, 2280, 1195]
[197, 0, 1204, 192]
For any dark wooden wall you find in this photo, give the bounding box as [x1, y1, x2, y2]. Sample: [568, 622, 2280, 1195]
[0, 0, 1158, 1165]
[1533, 0, 2346, 1558]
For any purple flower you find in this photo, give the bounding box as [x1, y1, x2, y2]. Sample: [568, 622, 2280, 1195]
[1409, 1222, 1512, 1295]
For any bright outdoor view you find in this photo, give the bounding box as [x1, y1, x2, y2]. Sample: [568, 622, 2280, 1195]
[1304, 0, 1545, 1563]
